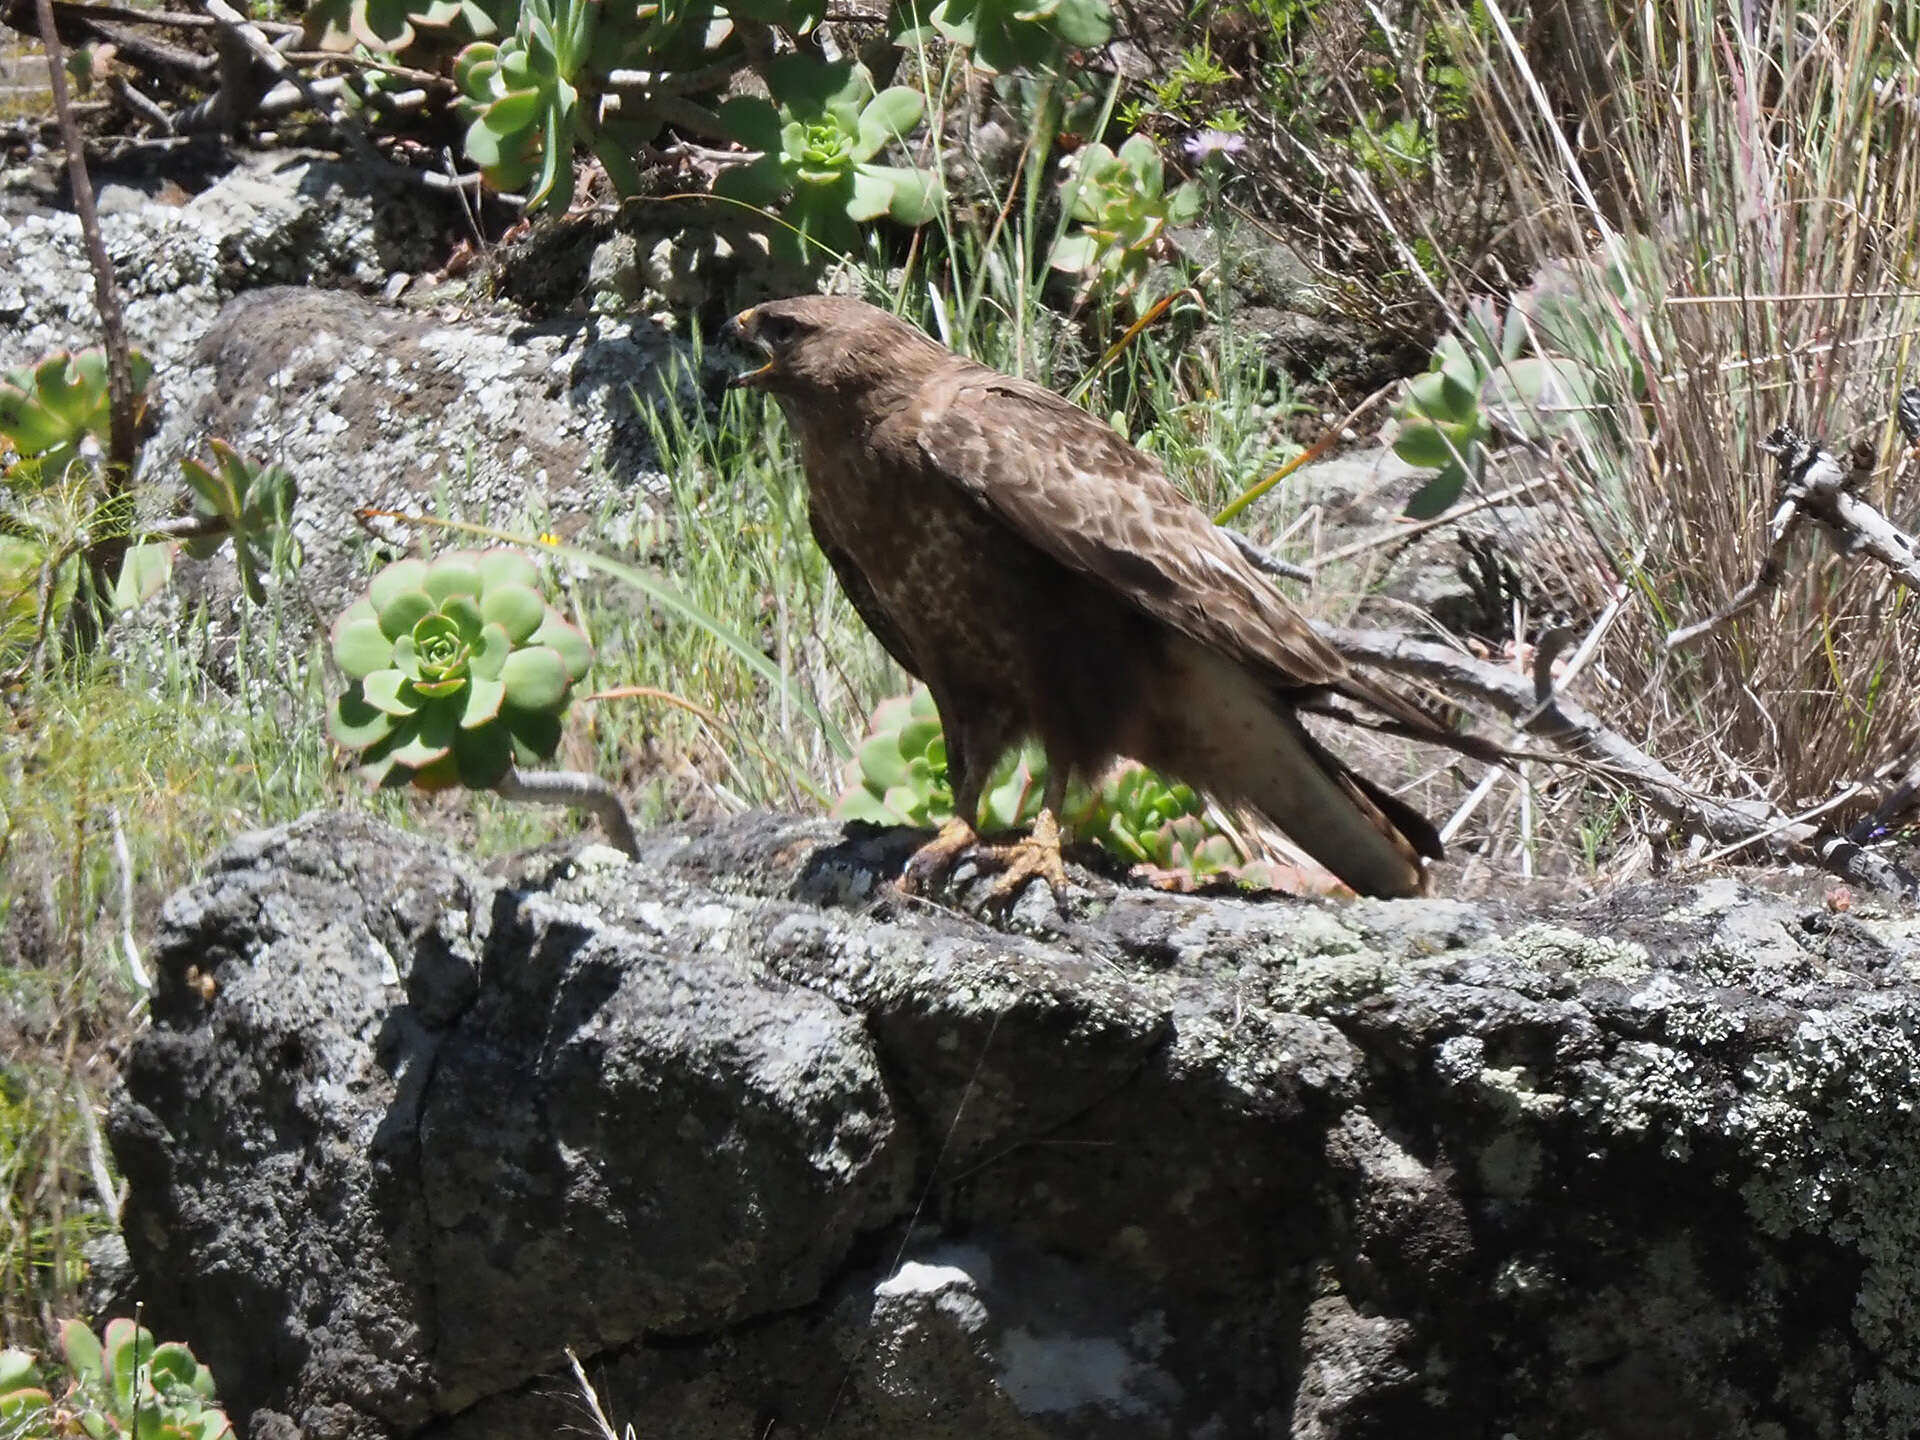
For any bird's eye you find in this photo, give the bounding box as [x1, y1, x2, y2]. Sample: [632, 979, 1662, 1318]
[760, 313, 799, 347]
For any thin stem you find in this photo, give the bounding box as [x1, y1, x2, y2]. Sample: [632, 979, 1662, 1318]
[33, 0, 138, 635]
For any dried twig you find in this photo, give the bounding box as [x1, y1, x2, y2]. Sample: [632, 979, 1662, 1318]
[3, 0, 217, 75]
[1222, 528, 1311, 583]
[1323, 623, 1913, 893]
[31, 0, 139, 636]
[1668, 422, 1913, 651]
[1306, 476, 1551, 572]
[107, 72, 173, 132]
[493, 766, 639, 858]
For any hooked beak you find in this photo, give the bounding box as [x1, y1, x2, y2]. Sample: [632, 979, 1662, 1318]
[723, 307, 775, 390]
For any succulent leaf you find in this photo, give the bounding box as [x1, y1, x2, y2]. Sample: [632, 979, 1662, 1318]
[500, 645, 570, 710]
[361, 668, 417, 716]
[370, 559, 431, 613]
[329, 550, 590, 791]
[482, 580, 547, 641]
[329, 687, 398, 749]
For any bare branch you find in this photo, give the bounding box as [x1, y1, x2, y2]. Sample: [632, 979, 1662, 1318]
[32, 0, 140, 636]
[1321, 623, 1913, 894]
[1221, 527, 1312, 583]
[493, 766, 640, 858]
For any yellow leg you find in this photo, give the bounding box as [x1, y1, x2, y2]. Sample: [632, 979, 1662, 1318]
[896, 810, 1070, 911]
[975, 807, 1069, 912]
[898, 817, 979, 897]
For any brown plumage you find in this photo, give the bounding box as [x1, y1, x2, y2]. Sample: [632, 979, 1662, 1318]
[726, 295, 1445, 899]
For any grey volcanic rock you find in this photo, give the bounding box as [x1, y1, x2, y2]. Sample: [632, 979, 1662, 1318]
[2, 153, 687, 632]
[131, 285, 683, 627]
[111, 812, 1920, 1439]
[0, 150, 456, 373]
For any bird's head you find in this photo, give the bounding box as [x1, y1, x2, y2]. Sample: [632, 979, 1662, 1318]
[724, 296, 944, 400]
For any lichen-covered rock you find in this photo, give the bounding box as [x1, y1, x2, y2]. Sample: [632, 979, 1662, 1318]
[126, 285, 684, 629]
[2, 155, 690, 637]
[0, 151, 455, 374]
[110, 811, 1920, 1439]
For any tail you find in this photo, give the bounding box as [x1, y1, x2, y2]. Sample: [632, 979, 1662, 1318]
[1150, 647, 1442, 898]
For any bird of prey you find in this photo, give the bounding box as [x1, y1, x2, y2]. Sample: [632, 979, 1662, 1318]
[726, 295, 1446, 900]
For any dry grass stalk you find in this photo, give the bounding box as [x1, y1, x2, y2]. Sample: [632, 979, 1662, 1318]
[1387, 0, 1920, 867]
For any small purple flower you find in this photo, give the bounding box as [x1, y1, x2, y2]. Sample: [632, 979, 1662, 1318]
[1183, 129, 1247, 164]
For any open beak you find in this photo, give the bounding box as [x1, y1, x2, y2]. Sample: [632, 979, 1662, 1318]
[723, 307, 775, 390]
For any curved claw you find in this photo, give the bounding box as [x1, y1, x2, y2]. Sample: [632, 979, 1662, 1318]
[974, 810, 1069, 914]
[898, 817, 979, 897]
[895, 811, 1070, 914]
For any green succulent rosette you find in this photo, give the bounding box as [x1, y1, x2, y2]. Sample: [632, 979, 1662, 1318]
[717, 58, 943, 261]
[1048, 134, 1201, 301]
[0, 346, 154, 481]
[55, 1318, 234, 1440]
[328, 549, 592, 790]
[921, 0, 1111, 73]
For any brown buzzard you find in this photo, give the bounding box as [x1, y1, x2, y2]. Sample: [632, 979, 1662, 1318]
[727, 296, 1445, 900]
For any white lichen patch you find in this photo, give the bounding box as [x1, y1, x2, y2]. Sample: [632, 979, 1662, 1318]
[1493, 924, 1652, 982]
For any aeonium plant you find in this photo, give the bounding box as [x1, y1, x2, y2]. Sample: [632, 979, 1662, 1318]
[329, 548, 590, 787]
[327, 549, 638, 854]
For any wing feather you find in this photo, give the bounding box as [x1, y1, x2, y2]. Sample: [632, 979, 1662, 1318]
[915, 374, 1427, 727]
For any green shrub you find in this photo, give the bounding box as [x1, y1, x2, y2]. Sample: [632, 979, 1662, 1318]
[717, 59, 943, 260]
[1049, 134, 1201, 306]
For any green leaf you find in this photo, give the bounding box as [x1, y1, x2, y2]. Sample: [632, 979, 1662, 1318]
[362, 668, 418, 716]
[1049, 0, 1111, 45]
[898, 716, 941, 758]
[103, 1319, 144, 1410]
[859, 86, 922, 146]
[112, 542, 174, 612]
[387, 704, 459, 770]
[765, 54, 856, 118]
[462, 675, 506, 727]
[504, 705, 564, 763]
[1116, 134, 1161, 191]
[857, 164, 942, 224]
[1048, 232, 1100, 272]
[146, 1345, 199, 1389]
[1402, 369, 1476, 425]
[499, 646, 570, 711]
[471, 622, 514, 680]
[1403, 459, 1470, 519]
[1392, 419, 1474, 469]
[464, 116, 523, 170]
[370, 559, 431, 613]
[481, 580, 546, 641]
[180, 456, 238, 518]
[436, 594, 485, 646]
[713, 154, 791, 209]
[718, 94, 783, 152]
[0, 394, 68, 456]
[1165, 181, 1202, 225]
[482, 86, 544, 134]
[332, 613, 394, 678]
[858, 733, 909, 790]
[832, 787, 898, 823]
[453, 722, 515, 787]
[846, 167, 895, 222]
[531, 612, 593, 678]
[425, 553, 485, 603]
[329, 686, 398, 751]
[375, 589, 435, 641]
[474, 549, 540, 592]
[0, 1349, 41, 1394]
